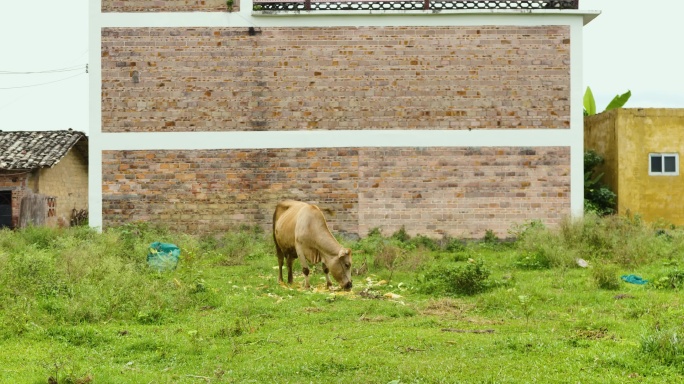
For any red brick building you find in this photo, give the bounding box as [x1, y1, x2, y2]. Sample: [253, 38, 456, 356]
[91, 0, 598, 238]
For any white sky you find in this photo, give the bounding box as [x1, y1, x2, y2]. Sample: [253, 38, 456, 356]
[0, 0, 682, 134]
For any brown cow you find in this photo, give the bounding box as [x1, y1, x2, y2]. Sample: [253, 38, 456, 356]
[273, 200, 353, 291]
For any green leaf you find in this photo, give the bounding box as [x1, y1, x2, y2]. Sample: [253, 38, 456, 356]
[583, 86, 596, 116]
[605, 90, 631, 112]
[590, 172, 604, 186]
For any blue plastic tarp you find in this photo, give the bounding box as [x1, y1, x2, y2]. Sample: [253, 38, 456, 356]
[621, 274, 648, 285]
[147, 242, 180, 271]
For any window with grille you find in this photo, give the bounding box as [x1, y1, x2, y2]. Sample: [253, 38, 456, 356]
[47, 197, 57, 217]
[649, 153, 679, 176]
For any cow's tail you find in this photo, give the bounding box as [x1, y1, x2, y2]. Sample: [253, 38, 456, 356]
[273, 203, 285, 248]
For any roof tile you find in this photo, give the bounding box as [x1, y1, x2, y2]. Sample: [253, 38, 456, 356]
[0, 130, 86, 170]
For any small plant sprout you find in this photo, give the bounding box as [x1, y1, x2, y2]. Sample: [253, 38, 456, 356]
[518, 295, 533, 324]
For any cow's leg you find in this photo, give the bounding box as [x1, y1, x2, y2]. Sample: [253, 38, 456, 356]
[286, 253, 295, 284]
[295, 242, 311, 289]
[322, 263, 333, 289]
[276, 247, 285, 284]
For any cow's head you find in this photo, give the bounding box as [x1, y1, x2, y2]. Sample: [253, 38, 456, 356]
[329, 248, 353, 290]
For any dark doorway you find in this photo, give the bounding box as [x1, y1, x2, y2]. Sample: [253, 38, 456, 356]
[0, 191, 12, 229]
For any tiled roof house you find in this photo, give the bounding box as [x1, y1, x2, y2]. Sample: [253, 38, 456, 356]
[0, 130, 88, 229]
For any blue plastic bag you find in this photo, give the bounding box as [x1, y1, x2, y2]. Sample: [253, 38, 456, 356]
[147, 242, 180, 271]
[621, 274, 648, 285]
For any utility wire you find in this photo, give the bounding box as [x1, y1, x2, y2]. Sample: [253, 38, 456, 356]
[0, 64, 86, 75]
[0, 72, 86, 90]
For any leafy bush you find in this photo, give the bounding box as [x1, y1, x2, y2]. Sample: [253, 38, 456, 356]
[652, 268, 684, 290]
[444, 236, 466, 253]
[591, 263, 621, 290]
[514, 251, 552, 270]
[409, 234, 440, 251]
[417, 259, 491, 296]
[483, 229, 498, 244]
[391, 226, 411, 243]
[584, 150, 617, 216]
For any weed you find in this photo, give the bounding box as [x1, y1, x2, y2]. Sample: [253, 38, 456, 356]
[514, 251, 552, 270]
[592, 263, 621, 290]
[652, 268, 684, 290]
[483, 229, 498, 245]
[508, 219, 546, 240]
[417, 259, 491, 296]
[517, 295, 534, 324]
[391, 226, 411, 243]
[641, 326, 684, 366]
[373, 243, 405, 279]
[444, 236, 466, 253]
[409, 234, 440, 251]
[367, 227, 382, 237]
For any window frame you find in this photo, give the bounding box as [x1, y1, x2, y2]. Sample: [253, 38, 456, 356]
[649, 152, 679, 176]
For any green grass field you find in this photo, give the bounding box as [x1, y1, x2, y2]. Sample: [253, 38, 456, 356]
[1, 215, 684, 383]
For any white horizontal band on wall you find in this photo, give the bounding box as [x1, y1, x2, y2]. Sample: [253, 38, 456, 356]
[98, 11, 597, 28]
[99, 129, 575, 151]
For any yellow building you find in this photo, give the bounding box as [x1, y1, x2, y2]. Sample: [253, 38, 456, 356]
[585, 108, 684, 225]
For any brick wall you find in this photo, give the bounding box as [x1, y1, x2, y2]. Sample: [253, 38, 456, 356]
[102, 146, 570, 238]
[102, 0, 239, 13]
[0, 172, 30, 229]
[101, 26, 570, 133]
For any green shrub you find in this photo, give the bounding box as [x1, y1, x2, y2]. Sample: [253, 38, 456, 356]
[409, 234, 439, 251]
[391, 226, 411, 243]
[584, 150, 617, 216]
[483, 229, 498, 244]
[444, 236, 466, 253]
[367, 227, 382, 237]
[652, 268, 684, 290]
[591, 263, 621, 290]
[372, 243, 405, 270]
[417, 259, 491, 296]
[514, 251, 552, 270]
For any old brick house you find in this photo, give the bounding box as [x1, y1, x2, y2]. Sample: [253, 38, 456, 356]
[0, 130, 88, 229]
[90, 0, 598, 238]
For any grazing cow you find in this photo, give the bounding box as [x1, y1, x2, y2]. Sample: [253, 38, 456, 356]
[273, 200, 353, 291]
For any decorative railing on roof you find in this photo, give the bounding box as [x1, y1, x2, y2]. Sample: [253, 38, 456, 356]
[253, 0, 579, 12]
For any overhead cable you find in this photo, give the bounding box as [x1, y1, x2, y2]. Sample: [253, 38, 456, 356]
[0, 64, 86, 75]
[0, 72, 86, 90]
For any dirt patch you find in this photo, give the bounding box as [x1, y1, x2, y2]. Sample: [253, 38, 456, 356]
[574, 327, 612, 340]
[420, 298, 474, 317]
[442, 328, 495, 334]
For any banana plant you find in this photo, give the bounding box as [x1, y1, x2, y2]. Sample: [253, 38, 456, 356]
[583, 87, 631, 116]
